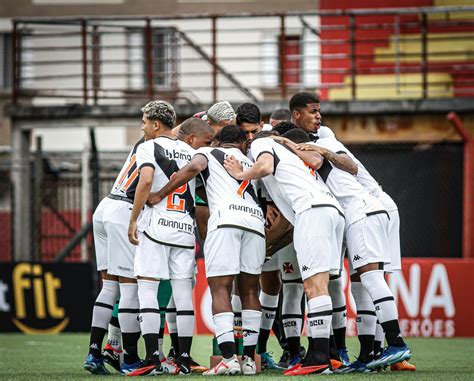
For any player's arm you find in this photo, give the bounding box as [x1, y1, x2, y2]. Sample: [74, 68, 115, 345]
[147, 154, 208, 206]
[266, 213, 293, 257]
[267, 228, 293, 257]
[271, 135, 323, 170]
[224, 153, 273, 180]
[297, 143, 358, 175]
[128, 166, 154, 245]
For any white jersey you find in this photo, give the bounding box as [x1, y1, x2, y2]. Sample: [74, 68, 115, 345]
[309, 125, 336, 141]
[315, 138, 387, 225]
[110, 137, 145, 201]
[347, 152, 398, 213]
[136, 136, 196, 249]
[250, 137, 343, 223]
[196, 146, 265, 236]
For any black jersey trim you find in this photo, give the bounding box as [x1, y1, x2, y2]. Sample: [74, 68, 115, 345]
[256, 150, 274, 160]
[336, 150, 347, 155]
[216, 224, 265, 238]
[107, 194, 133, 204]
[281, 278, 303, 284]
[307, 310, 333, 318]
[366, 210, 390, 219]
[310, 204, 345, 218]
[357, 310, 377, 316]
[139, 163, 155, 171]
[143, 231, 195, 249]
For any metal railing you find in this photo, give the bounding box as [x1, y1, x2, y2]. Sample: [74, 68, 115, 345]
[11, 6, 474, 105]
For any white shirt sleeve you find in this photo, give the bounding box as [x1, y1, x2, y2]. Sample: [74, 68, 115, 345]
[136, 141, 156, 170]
[316, 137, 346, 154]
[250, 138, 274, 162]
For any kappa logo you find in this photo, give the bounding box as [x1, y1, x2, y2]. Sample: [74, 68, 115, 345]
[301, 265, 310, 272]
[90, 343, 99, 350]
[353, 254, 363, 262]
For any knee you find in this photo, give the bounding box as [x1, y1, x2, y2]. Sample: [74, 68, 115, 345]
[303, 274, 329, 299]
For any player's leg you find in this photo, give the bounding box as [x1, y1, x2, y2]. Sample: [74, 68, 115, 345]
[237, 231, 266, 375]
[258, 263, 282, 369]
[127, 233, 170, 376]
[329, 274, 349, 365]
[279, 244, 304, 368]
[285, 208, 341, 376]
[84, 200, 119, 375]
[166, 296, 179, 359]
[346, 215, 411, 369]
[203, 228, 242, 376]
[102, 302, 122, 372]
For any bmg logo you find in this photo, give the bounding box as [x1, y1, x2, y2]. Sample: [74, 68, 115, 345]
[12, 263, 69, 334]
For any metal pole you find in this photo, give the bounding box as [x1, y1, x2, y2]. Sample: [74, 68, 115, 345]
[211, 16, 217, 103]
[81, 19, 88, 105]
[395, 14, 401, 94]
[11, 127, 32, 261]
[145, 18, 154, 99]
[279, 15, 287, 100]
[33, 136, 43, 261]
[81, 144, 90, 262]
[92, 25, 100, 105]
[12, 21, 18, 104]
[421, 12, 428, 99]
[349, 14, 357, 100]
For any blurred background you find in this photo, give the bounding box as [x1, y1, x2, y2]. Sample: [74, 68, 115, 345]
[0, 0, 472, 337]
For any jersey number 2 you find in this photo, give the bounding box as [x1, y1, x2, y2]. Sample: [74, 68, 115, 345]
[166, 173, 188, 212]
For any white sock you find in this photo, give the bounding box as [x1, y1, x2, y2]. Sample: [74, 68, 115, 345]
[214, 312, 235, 346]
[307, 295, 332, 340]
[351, 282, 377, 336]
[231, 294, 242, 332]
[171, 279, 195, 337]
[92, 279, 119, 329]
[329, 276, 347, 331]
[282, 282, 304, 338]
[166, 297, 177, 335]
[242, 309, 262, 348]
[360, 270, 399, 324]
[259, 292, 278, 330]
[118, 283, 140, 334]
[107, 323, 122, 350]
[137, 279, 160, 336]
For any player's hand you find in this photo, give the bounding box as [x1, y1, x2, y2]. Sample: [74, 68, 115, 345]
[265, 204, 279, 227]
[223, 155, 244, 179]
[128, 221, 139, 245]
[296, 143, 319, 152]
[147, 192, 163, 207]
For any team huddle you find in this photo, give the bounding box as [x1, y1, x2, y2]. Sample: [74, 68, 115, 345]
[84, 92, 415, 376]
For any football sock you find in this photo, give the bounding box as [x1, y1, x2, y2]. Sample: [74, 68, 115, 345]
[242, 309, 262, 360]
[137, 279, 161, 363]
[307, 295, 332, 364]
[166, 297, 179, 356]
[374, 320, 385, 356]
[214, 312, 236, 359]
[281, 281, 304, 357]
[231, 294, 242, 333]
[258, 292, 279, 353]
[329, 275, 347, 350]
[171, 278, 195, 359]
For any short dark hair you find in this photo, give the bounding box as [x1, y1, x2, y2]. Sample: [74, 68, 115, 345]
[289, 92, 320, 112]
[218, 124, 247, 144]
[270, 108, 291, 122]
[179, 117, 214, 136]
[283, 129, 310, 144]
[272, 121, 297, 136]
[236, 103, 261, 125]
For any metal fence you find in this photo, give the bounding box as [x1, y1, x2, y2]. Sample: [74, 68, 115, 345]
[10, 6, 474, 105]
[0, 141, 465, 262]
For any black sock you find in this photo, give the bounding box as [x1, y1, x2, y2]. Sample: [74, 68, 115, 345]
[257, 329, 270, 354]
[329, 335, 339, 360]
[89, 327, 107, 358]
[333, 327, 346, 350]
[219, 341, 236, 359]
[374, 340, 382, 357]
[306, 338, 330, 365]
[122, 332, 140, 364]
[178, 336, 192, 358]
[357, 335, 375, 363]
[381, 320, 405, 347]
[143, 333, 161, 364]
[110, 315, 120, 329]
[243, 344, 256, 360]
[287, 337, 301, 357]
[170, 332, 180, 357]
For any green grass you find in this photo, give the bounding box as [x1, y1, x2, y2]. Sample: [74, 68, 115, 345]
[0, 334, 473, 380]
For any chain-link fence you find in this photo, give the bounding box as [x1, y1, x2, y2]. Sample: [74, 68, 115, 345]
[347, 141, 463, 258]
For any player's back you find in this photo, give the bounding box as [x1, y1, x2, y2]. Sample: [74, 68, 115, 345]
[197, 146, 265, 236]
[250, 137, 342, 218]
[136, 136, 196, 248]
[315, 138, 386, 225]
[110, 137, 145, 201]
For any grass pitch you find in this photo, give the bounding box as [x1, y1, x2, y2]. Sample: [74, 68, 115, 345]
[0, 334, 473, 380]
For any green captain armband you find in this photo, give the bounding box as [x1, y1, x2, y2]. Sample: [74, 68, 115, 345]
[195, 194, 208, 207]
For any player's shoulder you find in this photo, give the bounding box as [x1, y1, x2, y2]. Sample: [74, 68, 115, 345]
[318, 125, 336, 139]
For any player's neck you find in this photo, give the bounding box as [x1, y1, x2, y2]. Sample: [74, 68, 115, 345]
[154, 130, 176, 139]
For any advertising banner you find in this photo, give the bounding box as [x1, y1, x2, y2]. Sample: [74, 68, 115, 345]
[0, 262, 95, 333]
[194, 258, 474, 337]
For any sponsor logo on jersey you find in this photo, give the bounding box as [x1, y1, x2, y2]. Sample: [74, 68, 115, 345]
[228, 204, 264, 219]
[157, 218, 193, 233]
[164, 149, 192, 162]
